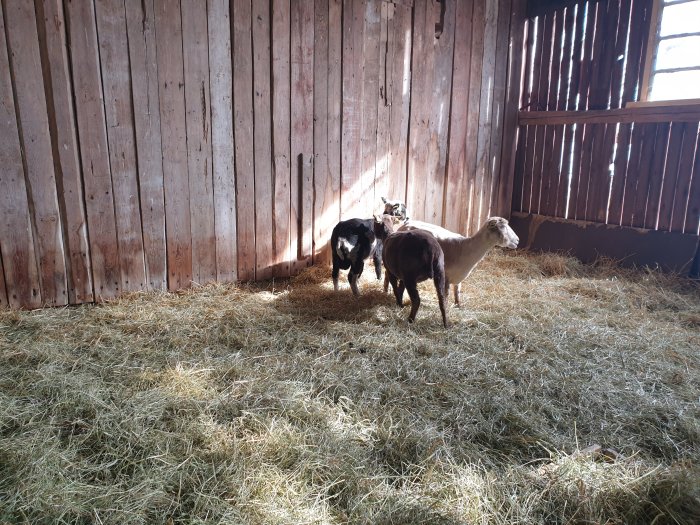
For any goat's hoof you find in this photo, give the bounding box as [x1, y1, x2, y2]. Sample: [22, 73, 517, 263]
[407, 318, 415, 324]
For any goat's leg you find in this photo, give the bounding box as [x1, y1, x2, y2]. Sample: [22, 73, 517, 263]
[434, 276, 449, 328]
[454, 282, 461, 307]
[372, 250, 382, 280]
[332, 259, 341, 291]
[405, 281, 421, 323]
[349, 261, 364, 297]
[383, 272, 390, 293]
[388, 273, 404, 306]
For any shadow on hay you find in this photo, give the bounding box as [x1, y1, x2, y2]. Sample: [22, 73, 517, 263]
[273, 266, 395, 323]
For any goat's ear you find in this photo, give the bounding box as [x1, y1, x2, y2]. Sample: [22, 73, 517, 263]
[381, 196, 388, 204]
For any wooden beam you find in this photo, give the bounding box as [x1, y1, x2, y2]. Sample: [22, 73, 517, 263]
[519, 105, 700, 125]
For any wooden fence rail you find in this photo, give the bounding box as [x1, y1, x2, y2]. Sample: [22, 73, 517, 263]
[0, 0, 525, 308]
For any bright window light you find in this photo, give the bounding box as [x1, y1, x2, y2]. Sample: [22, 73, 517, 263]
[648, 0, 700, 101]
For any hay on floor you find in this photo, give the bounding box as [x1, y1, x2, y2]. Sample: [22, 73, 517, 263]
[1, 251, 699, 524]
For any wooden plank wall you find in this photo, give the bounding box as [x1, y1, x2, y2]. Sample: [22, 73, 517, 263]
[0, 0, 523, 308]
[513, 0, 700, 236]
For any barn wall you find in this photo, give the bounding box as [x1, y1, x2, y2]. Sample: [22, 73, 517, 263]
[513, 0, 700, 237]
[0, 0, 524, 308]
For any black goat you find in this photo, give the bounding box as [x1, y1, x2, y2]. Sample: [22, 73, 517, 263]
[331, 215, 394, 296]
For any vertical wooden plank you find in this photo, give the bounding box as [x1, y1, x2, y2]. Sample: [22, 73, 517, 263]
[566, 2, 584, 111]
[556, 5, 575, 112]
[272, 0, 291, 276]
[684, 132, 700, 234]
[36, 0, 93, 303]
[154, 0, 192, 290]
[232, 0, 256, 281]
[528, 10, 555, 218]
[640, 123, 670, 229]
[587, 0, 624, 223]
[625, 123, 656, 227]
[125, 0, 167, 291]
[360, 0, 381, 218]
[0, 3, 41, 308]
[671, 122, 699, 233]
[573, 122, 595, 219]
[445, 0, 473, 232]
[407, 0, 432, 222]
[540, 125, 565, 217]
[473, 0, 498, 225]
[181, 0, 216, 284]
[408, 0, 454, 225]
[554, 4, 586, 217]
[500, 5, 528, 217]
[208, 0, 237, 282]
[314, 0, 333, 264]
[430, 0, 455, 226]
[541, 6, 572, 217]
[290, 0, 314, 269]
[587, 122, 615, 223]
[386, 1, 412, 209]
[656, 123, 684, 231]
[465, 0, 485, 231]
[576, 1, 597, 110]
[587, 0, 618, 110]
[5, 0, 68, 305]
[608, 122, 633, 224]
[620, 123, 645, 226]
[251, 0, 274, 279]
[521, 14, 545, 217]
[0, 251, 7, 307]
[95, 0, 147, 292]
[374, 1, 390, 211]
[554, 122, 574, 217]
[65, 0, 121, 300]
[341, 0, 364, 218]
[328, 0, 342, 215]
[622, 0, 650, 105]
[511, 126, 529, 213]
[487, 0, 513, 218]
[609, 0, 631, 109]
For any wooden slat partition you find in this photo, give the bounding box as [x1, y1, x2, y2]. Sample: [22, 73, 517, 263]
[0, 0, 524, 308]
[514, 0, 700, 238]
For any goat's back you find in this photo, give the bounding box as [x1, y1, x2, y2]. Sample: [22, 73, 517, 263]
[399, 219, 464, 241]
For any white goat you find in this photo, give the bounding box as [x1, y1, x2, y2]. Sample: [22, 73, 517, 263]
[386, 217, 519, 306]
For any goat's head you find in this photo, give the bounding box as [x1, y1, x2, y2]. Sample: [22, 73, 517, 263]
[485, 217, 519, 249]
[373, 214, 395, 240]
[381, 197, 409, 221]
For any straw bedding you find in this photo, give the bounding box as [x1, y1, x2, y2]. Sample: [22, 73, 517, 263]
[1, 251, 698, 524]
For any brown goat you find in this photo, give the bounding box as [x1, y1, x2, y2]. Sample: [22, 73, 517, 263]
[382, 229, 449, 328]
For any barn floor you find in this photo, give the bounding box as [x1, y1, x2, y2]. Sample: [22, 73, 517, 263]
[1, 251, 699, 524]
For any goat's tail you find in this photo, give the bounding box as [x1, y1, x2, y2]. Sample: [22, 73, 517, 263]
[432, 255, 445, 294]
[336, 238, 352, 260]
